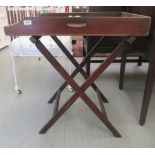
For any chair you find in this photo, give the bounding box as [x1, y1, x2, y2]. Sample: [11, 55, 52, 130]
[119, 6, 155, 89]
[119, 6, 155, 125]
[84, 6, 145, 80]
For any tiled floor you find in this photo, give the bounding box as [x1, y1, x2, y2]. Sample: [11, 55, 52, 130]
[0, 47, 155, 147]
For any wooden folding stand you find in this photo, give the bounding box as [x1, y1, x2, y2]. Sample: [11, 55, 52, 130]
[4, 12, 151, 137]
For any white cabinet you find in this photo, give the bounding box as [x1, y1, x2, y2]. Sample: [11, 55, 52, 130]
[0, 7, 10, 49]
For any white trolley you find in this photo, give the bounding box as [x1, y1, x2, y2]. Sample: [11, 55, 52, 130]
[6, 6, 73, 94]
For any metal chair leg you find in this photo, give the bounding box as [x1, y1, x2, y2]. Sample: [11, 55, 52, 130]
[10, 46, 22, 94]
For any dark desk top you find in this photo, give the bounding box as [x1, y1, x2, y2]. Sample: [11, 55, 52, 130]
[4, 12, 151, 36]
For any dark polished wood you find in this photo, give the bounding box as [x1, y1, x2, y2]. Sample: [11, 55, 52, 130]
[122, 7, 155, 125]
[119, 50, 128, 90]
[4, 12, 150, 36]
[96, 89, 108, 119]
[139, 31, 155, 125]
[53, 89, 61, 116]
[84, 7, 151, 77]
[4, 12, 151, 137]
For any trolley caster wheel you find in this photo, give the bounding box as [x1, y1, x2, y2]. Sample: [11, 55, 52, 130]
[16, 89, 22, 94]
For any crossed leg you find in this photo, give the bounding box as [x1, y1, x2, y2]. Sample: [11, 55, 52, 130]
[48, 36, 108, 104]
[30, 36, 135, 137]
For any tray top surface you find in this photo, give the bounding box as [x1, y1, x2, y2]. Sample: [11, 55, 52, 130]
[4, 12, 151, 36]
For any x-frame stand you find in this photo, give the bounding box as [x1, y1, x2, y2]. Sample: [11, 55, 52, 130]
[30, 35, 136, 137]
[48, 36, 109, 104]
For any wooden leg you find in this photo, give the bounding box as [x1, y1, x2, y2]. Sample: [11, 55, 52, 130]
[137, 56, 143, 66]
[83, 45, 88, 74]
[40, 93, 78, 134]
[119, 50, 127, 90]
[96, 89, 108, 119]
[40, 89, 121, 137]
[139, 51, 155, 125]
[86, 60, 91, 76]
[53, 89, 61, 116]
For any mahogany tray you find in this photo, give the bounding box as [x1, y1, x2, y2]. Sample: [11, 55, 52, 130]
[4, 12, 151, 36]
